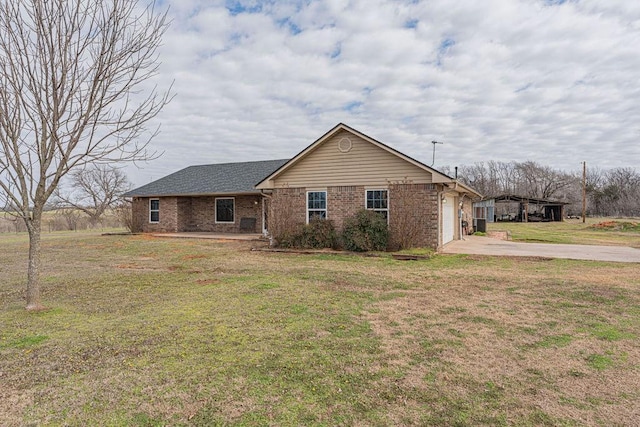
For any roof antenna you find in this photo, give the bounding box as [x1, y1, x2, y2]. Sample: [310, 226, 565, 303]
[430, 140, 443, 167]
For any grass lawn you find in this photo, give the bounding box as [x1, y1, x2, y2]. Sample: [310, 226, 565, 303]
[488, 217, 640, 247]
[1, 230, 639, 426]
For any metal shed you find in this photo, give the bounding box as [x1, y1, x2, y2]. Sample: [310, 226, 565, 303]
[473, 194, 568, 223]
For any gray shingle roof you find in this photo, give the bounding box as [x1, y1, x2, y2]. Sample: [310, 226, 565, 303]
[124, 159, 289, 197]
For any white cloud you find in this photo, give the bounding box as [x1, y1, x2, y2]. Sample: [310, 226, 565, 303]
[127, 0, 640, 186]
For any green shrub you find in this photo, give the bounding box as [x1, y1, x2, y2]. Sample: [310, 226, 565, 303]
[342, 209, 389, 252]
[274, 218, 338, 249]
[272, 223, 305, 248]
[297, 218, 339, 249]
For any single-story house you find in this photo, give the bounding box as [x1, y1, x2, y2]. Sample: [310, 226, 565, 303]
[125, 123, 481, 249]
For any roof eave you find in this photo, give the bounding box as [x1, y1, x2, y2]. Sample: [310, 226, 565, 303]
[256, 123, 457, 189]
[125, 190, 263, 198]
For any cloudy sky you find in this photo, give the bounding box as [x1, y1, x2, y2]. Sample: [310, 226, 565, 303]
[129, 0, 640, 186]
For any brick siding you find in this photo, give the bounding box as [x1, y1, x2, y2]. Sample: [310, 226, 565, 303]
[327, 186, 365, 230]
[180, 195, 263, 232]
[132, 195, 263, 233]
[270, 184, 440, 249]
[132, 185, 441, 248]
[132, 197, 179, 232]
[389, 183, 439, 249]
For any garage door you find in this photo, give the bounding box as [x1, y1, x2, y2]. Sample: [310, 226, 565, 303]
[442, 195, 455, 244]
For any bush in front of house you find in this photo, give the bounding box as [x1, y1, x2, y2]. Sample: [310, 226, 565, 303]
[272, 223, 304, 248]
[296, 217, 339, 249]
[342, 209, 389, 252]
[273, 218, 338, 249]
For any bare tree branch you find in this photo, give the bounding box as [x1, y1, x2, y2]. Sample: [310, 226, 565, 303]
[0, 0, 171, 310]
[53, 164, 132, 226]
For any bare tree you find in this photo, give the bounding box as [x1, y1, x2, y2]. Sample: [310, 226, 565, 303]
[513, 161, 574, 200]
[0, 0, 171, 310]
[54, 164, 131, 227]
[54, 207, 83, 231]
[458, 161, 507, 197]
[113, 198, 134, 232]
[459, 161, 575, 201]
[588, 167, 640, 217]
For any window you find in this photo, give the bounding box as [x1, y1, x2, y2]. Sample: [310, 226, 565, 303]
[215, 198, 235, 223]
[307, 191, 327, 222]
[366, 189, 388, 221]
[149, 199, 160, 223]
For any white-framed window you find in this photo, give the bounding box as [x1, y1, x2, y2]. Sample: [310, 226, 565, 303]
[366, 189, 388, 222]
[307, 191, 327, 222]
[215, 197, 235, 223]
[149, 199, 160, 223]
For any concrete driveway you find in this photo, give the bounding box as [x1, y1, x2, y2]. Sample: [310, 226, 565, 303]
[441, 235, 640, 263]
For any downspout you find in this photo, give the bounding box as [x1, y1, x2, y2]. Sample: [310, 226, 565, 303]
[260, 190, 273, 238]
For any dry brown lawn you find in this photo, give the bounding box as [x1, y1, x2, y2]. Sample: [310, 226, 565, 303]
[0, 231, 639, 426]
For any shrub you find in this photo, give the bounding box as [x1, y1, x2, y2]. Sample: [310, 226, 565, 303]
[388, 179, 423, 250]
[342, 209, 389, 252]
[267, 188, 304, 248]
[271, 218, 338, 249]
[296, 218, 339, 249]
[271, 223, 304, 248]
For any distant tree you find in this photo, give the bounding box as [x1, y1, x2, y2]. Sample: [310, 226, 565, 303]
[459, 161, 575, 201]
[582, 167, 640, 217]
[458, 161, 519, 197]
[458, 162, 495, 196]
[113, 199, 135, 232]
[54, 207, 83, 231]
[54, 165, 131, 227]
[513, 161, 575, 200]
[459, 160, 640, 218]
[602, 168, 640, 216]
[0, 0, 171, 311]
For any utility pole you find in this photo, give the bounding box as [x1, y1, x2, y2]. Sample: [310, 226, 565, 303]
[431, 140, 443, 167]
[582, 161, 586, 223]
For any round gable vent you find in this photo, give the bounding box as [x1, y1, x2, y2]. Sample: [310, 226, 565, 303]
[338, 137, 352, 153]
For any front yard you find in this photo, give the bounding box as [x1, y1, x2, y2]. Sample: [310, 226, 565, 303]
[1, 230, 638, 426]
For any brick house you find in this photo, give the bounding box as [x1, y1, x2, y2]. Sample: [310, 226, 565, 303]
[126, 159, 288, 234]
[126, 123, 480, 249]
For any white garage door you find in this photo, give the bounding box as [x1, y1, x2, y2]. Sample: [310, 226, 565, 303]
[442, 195, 455, 244]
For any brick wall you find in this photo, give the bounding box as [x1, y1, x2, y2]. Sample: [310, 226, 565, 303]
[133, 185, 442, 247]
[132, 197, 179, 232]
[389, 183, 439, 249]
[132, 195, 263, 233]
[269, 184, 440, 249]
[267, 187, 307, 230]
[328, 186, 365, 230]
[179, 195, 263, 232]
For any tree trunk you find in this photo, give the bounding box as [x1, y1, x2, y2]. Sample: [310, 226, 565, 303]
[26, 218, 44, 311]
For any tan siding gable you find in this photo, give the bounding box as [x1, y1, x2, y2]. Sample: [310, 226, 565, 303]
[273, 130, 433, 188]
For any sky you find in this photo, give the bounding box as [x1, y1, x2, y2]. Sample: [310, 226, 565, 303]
[127, 0, 640, 186]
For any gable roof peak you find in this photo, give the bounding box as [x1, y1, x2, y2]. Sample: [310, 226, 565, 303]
[256, 123, 469, 190]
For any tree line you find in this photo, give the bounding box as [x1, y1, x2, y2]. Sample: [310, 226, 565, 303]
[454, 161, 640, 217]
